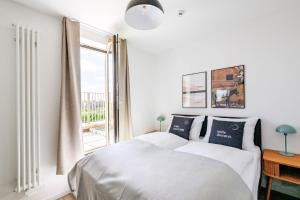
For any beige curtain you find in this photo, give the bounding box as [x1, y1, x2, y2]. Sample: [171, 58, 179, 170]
[57, 17, 83, 175]
[118, 39, 133, 141]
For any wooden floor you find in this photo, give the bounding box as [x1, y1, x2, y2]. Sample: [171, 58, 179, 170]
[58, 194, 75, 200]
[59, 188, 299, 200]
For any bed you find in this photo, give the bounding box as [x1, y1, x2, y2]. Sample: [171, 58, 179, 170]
[68, 115, 262, 200]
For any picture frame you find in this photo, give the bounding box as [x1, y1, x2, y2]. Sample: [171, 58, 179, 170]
[182, 72, 207, 108]
[211, 65, 245, 109]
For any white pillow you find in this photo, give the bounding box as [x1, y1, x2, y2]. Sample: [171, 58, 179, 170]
[168, 115, 205, 141]
[203, 116, 259, 150]
[189, 116, 206, 140]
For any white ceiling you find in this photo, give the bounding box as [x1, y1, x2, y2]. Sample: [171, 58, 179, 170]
[13, 0, 298, 55]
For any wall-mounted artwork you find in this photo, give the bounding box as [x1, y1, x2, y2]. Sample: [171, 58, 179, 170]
[182, 72, 207, 108]
[211, 65, 245, 109]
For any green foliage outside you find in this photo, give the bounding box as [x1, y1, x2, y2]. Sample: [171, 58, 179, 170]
[81, 108, 105, 123]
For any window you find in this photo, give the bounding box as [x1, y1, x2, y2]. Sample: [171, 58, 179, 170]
[80, 45, 107, 153]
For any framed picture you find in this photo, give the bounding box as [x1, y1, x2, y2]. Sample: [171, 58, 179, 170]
[211, 65, 245, 109]
[182, 72, 207, 108]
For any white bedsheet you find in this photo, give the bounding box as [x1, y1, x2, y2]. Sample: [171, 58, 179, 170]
[135, 132, 188, 149]
[175, 141, 261, 200]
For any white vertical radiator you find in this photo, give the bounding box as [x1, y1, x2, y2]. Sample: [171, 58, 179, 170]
[14, 24, 40, 193]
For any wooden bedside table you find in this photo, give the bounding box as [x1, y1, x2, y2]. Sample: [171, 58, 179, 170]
[263, 149, 300, 200]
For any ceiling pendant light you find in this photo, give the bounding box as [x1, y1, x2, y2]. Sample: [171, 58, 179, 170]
[125, 0, 164, 30]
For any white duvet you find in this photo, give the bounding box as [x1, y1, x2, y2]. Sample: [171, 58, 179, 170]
[136, 132, 261, 200]
[135, 132, 188, 149]
[69, 140, 252, 200]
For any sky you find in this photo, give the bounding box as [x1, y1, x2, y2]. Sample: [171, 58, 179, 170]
[80, 47, 106, 93]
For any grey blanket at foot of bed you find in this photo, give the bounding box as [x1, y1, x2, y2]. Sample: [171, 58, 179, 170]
[68, 140, 252, 200]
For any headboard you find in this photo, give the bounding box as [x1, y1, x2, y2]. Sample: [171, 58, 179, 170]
[171, 114, 262, 150]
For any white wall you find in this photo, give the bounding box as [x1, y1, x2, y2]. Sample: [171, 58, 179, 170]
[153, 6, 300, 154]
[0, 1, 68, 200]
[128, 43, 156, 135]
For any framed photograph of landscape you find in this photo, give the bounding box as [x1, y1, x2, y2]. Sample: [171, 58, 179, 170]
[182, 72, 207, 108]
[211, 65, 245, 109]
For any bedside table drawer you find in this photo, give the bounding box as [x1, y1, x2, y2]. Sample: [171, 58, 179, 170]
[264, 161, 279, 176]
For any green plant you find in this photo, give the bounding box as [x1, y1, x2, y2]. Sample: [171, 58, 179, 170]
[81, 109, 105, 123]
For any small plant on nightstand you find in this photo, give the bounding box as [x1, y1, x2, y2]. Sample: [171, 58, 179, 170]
[156, 114, 166, 132]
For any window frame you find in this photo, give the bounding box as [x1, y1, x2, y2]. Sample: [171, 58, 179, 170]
[80, 44, 107, 54]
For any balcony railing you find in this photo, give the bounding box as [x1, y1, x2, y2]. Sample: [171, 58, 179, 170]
[81, 92, 105, 124]
[81, 92, 106, 152]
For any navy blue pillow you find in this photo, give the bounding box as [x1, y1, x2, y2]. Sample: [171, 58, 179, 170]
[209, 120, 245, 149]
[169, 117, 194, 140]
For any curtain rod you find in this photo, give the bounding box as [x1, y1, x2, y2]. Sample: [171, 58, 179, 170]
[78, 20, 114, 36]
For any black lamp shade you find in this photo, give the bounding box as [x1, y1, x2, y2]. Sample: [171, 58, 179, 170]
[125, 0, 164, 30]
[126, 0, 164, 13]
